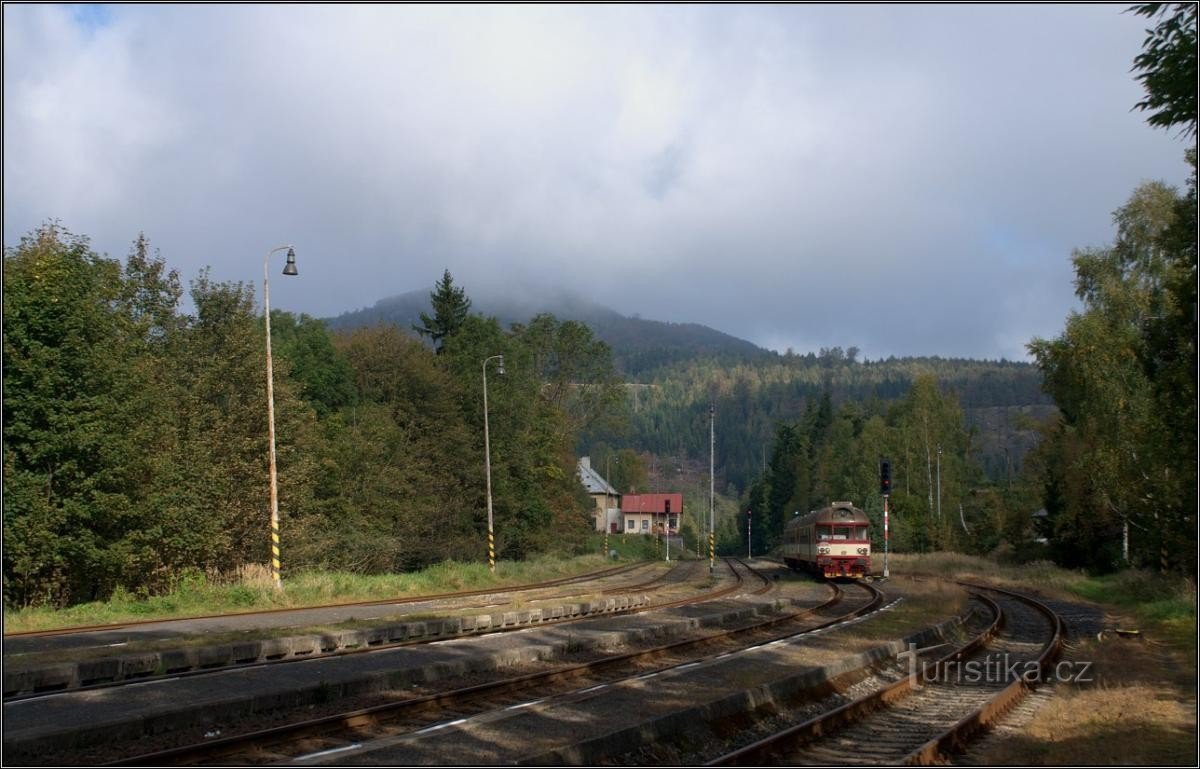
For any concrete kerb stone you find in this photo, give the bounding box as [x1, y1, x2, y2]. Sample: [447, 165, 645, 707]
[517, 610, 977, 766]
[1, 590, 683, 698]
[3, 596, 789, 761]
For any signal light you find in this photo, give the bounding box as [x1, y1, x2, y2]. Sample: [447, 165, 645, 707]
[880, 460, 892, 496]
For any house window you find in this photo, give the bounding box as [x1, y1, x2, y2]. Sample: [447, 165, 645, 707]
[642, 520, 649, 531]
[669, 516, 677, 531]
[627, 519, 635, 531]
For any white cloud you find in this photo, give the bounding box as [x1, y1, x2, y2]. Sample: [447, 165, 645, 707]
[3, 4, 1189, 358]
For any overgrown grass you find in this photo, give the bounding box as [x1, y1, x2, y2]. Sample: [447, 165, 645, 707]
[583, 531, 664, 562]
[3, 553, 643, 634]
[853, 576, 969, 641]
[889, 552, 1197, 657]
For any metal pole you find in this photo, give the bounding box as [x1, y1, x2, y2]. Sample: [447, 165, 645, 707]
[883, 493, 890, 578]
[263, 244, 292, 591]
[936, 444, 942, 521]
[709, 403, 715, 572]
[604, 455, 610, 559]
[747, 509, 751, 559]
[483, 355, 503, 572]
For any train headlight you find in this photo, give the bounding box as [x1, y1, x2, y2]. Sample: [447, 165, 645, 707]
[818, 547, 830, 555]
[857, 547, 868, 555]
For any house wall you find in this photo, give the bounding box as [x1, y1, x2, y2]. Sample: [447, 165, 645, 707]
[590, 493, 620, 532]
[621, 513, 679, 534]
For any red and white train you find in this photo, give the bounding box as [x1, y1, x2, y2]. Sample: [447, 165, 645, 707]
[782, 501, 872, 578]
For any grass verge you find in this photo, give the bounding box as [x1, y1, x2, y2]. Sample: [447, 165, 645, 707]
[888, 552, 1197, 657]
[3, 553, 645, 634]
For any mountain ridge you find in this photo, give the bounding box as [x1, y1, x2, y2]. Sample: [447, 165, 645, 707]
[324, 288, 771, 377]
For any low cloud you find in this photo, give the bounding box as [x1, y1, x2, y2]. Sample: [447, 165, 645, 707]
[3, 4, 1189, 360]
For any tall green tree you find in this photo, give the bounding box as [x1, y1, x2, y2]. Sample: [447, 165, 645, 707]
[270, 311, 356, 417]
[3, 226, 184, 604]
[413, 269, 472, 353]
[295, 326, 477, 571]
[1029, 180, 1193, 572]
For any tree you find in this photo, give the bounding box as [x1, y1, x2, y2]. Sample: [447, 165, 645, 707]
[270, 311, 355, 417]
[413, 269, 472, 353]
[3, 226, 186, 604]
[1029, 181, 1194, 572]
[295, 326, 478, 572]
[1130, 3, 1198, 138]
[517, 314, 627, 441]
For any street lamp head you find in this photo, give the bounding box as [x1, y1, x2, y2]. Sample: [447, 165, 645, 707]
[282, 247, 298, 276]
[496, 355, 505, 376]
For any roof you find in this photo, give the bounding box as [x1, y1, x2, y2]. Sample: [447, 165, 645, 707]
[621, 493, 683, 514]
[577, 458, 618, 496]
[789, 502, 870, 528]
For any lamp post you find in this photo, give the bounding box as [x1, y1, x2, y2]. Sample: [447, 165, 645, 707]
[263, 244, 298, 590]
[483, 354, 505, 572]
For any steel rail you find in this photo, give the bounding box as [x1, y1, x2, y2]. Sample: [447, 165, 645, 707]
[707, 589, 1004, 766]
[709, 582, 1064, 767]
[8, 562, 733, 704]
[5, 563, 650, 639]
[110, 562, 881, 766]
[901, 582, 1065, 765]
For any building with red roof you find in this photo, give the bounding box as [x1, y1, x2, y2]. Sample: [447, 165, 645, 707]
[620, 493, 683, 535]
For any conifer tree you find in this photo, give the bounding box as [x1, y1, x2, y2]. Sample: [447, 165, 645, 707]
[413, 269, 472, 353]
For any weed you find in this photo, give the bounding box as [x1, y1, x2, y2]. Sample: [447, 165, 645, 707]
[1, 553, 648, 633]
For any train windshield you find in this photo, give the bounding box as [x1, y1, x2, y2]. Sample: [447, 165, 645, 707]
[818, 525, 867, 540]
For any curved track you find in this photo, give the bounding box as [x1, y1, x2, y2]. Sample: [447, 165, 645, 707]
[708, 583, 1063, 766]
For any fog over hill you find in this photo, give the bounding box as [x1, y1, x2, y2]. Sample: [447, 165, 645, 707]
[325, 287, 771, 377]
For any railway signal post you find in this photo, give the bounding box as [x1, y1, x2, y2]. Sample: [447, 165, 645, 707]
[880, 458, 891, 578]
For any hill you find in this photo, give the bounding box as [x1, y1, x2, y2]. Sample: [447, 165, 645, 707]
[325, 289, 769, 377]
[325, 289, 1054, 492]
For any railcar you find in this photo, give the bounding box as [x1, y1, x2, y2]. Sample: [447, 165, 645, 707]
[782, 501, 871, 578]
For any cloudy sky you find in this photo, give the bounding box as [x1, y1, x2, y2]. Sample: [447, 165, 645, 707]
[4, 4, 1190, 360]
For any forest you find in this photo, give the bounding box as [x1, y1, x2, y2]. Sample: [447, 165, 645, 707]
[730, 3, 1197, 576]
[3, 253, 624, 607]
[3, 4, 1194, 608]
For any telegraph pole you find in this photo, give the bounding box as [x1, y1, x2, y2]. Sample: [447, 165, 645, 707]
[936, 444, 942, 520]
[604, 454, 611, 559]
[747, 509, 752, 559]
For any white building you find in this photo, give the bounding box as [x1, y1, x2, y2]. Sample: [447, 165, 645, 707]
[578, 456, 621, 533]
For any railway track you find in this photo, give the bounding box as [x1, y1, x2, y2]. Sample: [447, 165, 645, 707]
[708, 583, 1064, 766]
[109, 561, 884, 765]
[4, 556, 700, 700]
[4, 561, 653, 642]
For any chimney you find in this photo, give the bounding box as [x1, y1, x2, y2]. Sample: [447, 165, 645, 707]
[580, 456, 591, 470]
